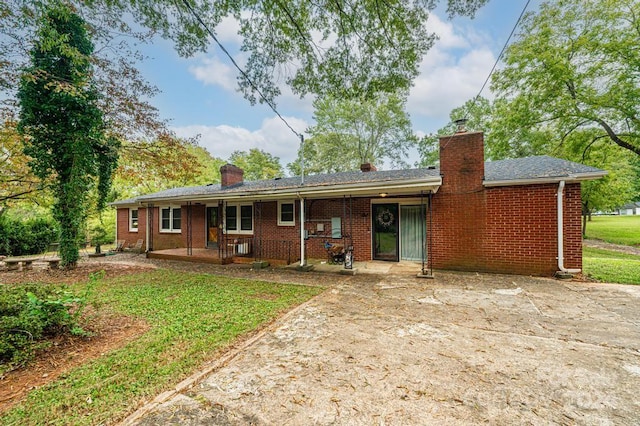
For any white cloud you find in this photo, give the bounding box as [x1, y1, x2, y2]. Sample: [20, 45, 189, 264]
[215, 15, 243, 44]
[173, 116, 308, 169]
[408, 13, 497, 132]
[188, 56, 236, 91]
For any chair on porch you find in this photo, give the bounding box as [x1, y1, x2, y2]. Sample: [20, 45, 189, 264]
[114, 240, 126, 252]
[124, 239, 144, 255]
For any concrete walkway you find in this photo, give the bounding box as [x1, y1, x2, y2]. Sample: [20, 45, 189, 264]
[121, 269, 640, 425]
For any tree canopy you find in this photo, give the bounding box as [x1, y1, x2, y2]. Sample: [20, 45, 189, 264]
[289, 93, 416, 174]
[17, 2, 119, 267]
[228, 148, 284, 181]
[91, 0, 488, 104]
[491, 0, 640, 157]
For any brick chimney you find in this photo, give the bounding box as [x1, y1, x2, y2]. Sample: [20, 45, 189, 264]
[220, 164, 244, 188]
[439, 130, 484, 194]
[360, 163, 377, 172]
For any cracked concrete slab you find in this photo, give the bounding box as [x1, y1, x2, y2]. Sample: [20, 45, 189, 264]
[124, 270, 640, 425]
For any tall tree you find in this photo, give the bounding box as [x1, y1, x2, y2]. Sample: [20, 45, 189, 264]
[228, 148, 284, 181]
[17, 3, 119, 268]
[2, 1, 164, 139]
[491, 0, 640, 157]
[290, 93, 416, 174]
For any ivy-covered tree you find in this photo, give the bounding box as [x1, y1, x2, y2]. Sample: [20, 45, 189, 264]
[17, 3, 119, 268]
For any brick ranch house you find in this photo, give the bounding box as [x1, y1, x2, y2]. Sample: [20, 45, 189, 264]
[112, 130, 606, 276]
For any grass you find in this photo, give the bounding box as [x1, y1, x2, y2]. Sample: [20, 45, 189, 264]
[585, 215, 640, 246]
[583, 246, 640, 285]
[2, 269, 323, 426]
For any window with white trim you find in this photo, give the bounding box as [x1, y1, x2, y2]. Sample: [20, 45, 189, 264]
[160, 207, 181, 233]
[129, 208, 139, 232]
[225, 204, 253, 234]
[278, 201, 295, 226]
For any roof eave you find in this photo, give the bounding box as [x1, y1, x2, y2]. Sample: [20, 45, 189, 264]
[131, 177, 442, 204]
[483, 171, 608, 188]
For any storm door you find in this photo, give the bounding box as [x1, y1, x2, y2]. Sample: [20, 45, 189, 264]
[372, 203, 399, 261]
[207, 206, 219, 248]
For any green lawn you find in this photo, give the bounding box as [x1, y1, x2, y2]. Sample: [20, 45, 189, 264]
[585, 215, 640, 246]
[583, 246, 640, 285]
[2, 270, 323, 426]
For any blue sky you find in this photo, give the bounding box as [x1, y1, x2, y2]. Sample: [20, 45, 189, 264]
[137, 0, 540, 169]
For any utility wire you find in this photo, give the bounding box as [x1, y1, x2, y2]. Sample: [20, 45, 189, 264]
[442, 0, 531, 150]
[466, 0, 531, 116]
[179, 0, 302, 139]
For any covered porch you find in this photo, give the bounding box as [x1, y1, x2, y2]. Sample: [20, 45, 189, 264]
[147, 236, 300, 266]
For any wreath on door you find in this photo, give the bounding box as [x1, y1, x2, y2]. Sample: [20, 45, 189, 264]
[376, 208, 394, 227]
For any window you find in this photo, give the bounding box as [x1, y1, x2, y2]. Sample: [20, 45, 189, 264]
[160, 207, 181, 233]
[129, 208, 139, 232]
[278, 201, 295, 226]
[225, 204, 253, 233]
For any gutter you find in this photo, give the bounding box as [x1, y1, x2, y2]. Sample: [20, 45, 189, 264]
[557, 180, 581, 275]
[484, 171, 607, 188]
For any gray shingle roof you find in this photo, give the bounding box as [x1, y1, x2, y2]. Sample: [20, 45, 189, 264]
[111, 155, 605, 206]
[485, 155, 605, 182]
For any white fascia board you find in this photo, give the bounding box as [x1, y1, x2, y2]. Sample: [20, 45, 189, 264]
[136, 177, 442, 204]
[483, 171, 608, 188]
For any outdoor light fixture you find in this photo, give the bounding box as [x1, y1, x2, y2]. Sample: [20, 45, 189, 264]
[379, 193, 388, 198]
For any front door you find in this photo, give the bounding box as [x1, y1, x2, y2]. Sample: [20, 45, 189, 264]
[207, 206, 219, 248]
[372, 203, 399, 261]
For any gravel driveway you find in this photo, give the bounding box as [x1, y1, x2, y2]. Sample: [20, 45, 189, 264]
[122, 263, 640, 425]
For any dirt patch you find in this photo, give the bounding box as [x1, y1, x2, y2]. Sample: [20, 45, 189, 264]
[584, 239, 640, 255]
[0, 313, 148, 412]
[0, 260, 156, 285]
[0, 260, 154, 412]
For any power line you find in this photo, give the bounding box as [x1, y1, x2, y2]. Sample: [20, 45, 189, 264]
[466, 0, 531, 116]
[442, 0, 531, 151]
[179, 0, 302, 139]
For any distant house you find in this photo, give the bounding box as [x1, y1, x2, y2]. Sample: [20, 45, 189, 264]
[618, 202, 640, 215]
[112, 130, 606, 276]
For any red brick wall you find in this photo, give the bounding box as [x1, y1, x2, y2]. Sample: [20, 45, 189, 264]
[429, 131, 583, 275]
[181, 204, 206, 249]
[116, 207, 146, 251]
[236, 199, 372, 262]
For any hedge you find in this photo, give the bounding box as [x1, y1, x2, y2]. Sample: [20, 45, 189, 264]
[0, 216, 59, 256]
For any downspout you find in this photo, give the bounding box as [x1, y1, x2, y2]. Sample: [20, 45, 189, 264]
[297, 193, 305, 266]
[557, 181, 581, 274]
[145, 204, 150, 254]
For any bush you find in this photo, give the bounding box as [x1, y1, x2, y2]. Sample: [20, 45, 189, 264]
[0, 283, 89, 373]
[0, 216, 59, 256]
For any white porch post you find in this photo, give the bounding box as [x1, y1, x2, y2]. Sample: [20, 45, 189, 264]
[299, 197, 305, 266]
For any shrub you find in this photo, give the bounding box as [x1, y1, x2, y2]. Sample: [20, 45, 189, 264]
[0, 216, 58, 256]
[0, 282, 90, 373]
